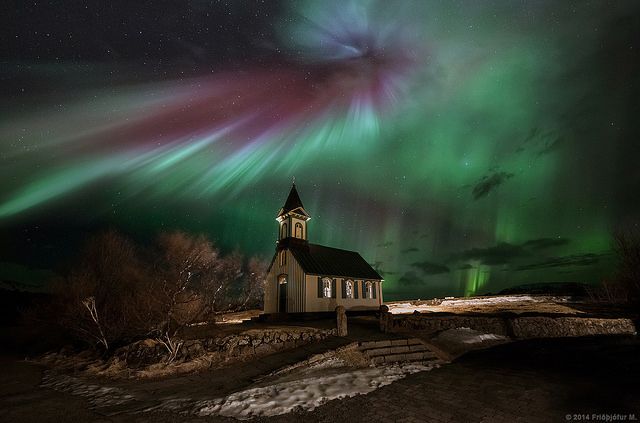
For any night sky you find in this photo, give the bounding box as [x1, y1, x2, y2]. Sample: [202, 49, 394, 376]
[1, 0, 639, 300]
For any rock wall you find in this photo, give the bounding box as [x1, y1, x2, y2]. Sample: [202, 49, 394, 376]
[510, 317, 636, 339]
[119, 327, 338, 368]
[385, 314, 511, 337]
[382, 311, 637, 340]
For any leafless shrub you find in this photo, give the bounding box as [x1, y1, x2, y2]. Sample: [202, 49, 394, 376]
[229, 256, 267, 312]
[588, 227, 640, 306]
[152, 231, 221, 361]
[612, 227, 640, 303]
[51, 230, 156, 351]
[48, 230, 267, 358]
[586, 279, 631, 304]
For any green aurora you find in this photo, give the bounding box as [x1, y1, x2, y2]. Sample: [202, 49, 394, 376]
[1, 1, 639, 299]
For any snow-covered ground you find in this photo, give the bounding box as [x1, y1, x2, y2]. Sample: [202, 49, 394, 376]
[158, 363, 435, 419]
[428, 327, 511, 359]
[387, 295, 576, 315]
[433, 327, 508, 346]
[440, 295, 566, 307]
[150, 364, 432, 420]
[41, 355, 438, 420]
[41, 372, 135, 409]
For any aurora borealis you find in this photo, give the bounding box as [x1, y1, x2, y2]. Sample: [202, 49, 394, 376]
[1, 1, 639, 299]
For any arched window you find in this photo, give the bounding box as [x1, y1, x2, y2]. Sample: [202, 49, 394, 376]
[295, 222, 303, 239]
[322, 277, 332, 298]
[278, 274, 287, 285]
[366, 281, 373, 299]
[279, 250, 286, 266]
[345, 279, 353, 298]
[281, 223, 288, 238]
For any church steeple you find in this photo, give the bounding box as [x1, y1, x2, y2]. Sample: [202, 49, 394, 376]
[276, 183, 310, 241]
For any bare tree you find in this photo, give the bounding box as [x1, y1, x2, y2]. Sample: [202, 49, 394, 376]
[588, 227, 640, 306]
[49, 229, 260, 359]
[52, 230, 154, 351]
[152, 231, 220, 362]
[81, 297, 109, 350]
[613, 227, 640, 303]
[238, 256, 268, 310]
[200, 251, 244, 315]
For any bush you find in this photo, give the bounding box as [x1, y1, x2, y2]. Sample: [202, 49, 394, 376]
[46, 230, 267, 356]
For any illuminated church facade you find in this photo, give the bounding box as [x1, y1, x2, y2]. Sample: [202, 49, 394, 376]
[264, 184, 383, 313]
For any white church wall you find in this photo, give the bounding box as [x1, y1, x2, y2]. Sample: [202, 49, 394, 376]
[305, 275, 382, 312]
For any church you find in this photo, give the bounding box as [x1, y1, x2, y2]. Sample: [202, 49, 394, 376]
[264, 184, 383, 313]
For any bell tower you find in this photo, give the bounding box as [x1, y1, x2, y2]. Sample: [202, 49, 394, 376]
[276, 182, 310, 242]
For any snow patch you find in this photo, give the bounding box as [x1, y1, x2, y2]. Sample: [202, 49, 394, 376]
[41, 371, 135, 408]
[434, 327, 508, 345]
[440, 295, 545, 307]
[387, 295, 571, 314]
[145, 362, 436, 419]
[40, 356, 437, 420]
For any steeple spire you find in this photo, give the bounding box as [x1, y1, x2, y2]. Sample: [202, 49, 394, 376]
[276, 182, 310, 242]
[277, 182, 309, 219]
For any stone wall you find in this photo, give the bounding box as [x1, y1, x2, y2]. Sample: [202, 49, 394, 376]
[381, 310, 636, 340]
[118, 327, 337, 368]
[510, 316, 636, 339]
[382, 313, 511, 337]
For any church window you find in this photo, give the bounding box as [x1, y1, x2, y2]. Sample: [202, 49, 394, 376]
[295, 222, 303, 238]
[279, 250, 286, 266]
[366, 281, 373, 299]
[323, 277, 332, 298]
[281, 223, 288, 238]
[345, 280, 353, 298]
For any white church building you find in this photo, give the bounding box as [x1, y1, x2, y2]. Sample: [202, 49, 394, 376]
[264, 184, 383, 313]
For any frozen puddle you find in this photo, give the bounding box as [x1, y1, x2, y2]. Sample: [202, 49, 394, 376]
[147, 362, 436, 419]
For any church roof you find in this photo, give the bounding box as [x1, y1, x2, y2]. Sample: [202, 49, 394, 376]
[277, 183, 309, 218]
[288, 242, 383, 280]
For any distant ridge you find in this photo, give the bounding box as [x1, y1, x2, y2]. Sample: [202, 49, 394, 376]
[496, 282, 590, 297]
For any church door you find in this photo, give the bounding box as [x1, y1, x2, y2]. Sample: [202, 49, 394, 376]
[278, 277, 287, 313]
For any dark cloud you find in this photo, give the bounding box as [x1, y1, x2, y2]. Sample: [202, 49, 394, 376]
[451, 242, 527, 265]
[457, 263, 475, 270]
[370, 261, 387, 277]
[411, 261, 450, 275]
[449, 238, 570, 268]
[471, 172, 514, 200]
[537, 136, 564, 156]
[521, 237, 570, 250]
[514, 253, 606, 271]
[401, 247, 419, 253]
[523, 127, 540, 143]
[398, 271, 424, 285]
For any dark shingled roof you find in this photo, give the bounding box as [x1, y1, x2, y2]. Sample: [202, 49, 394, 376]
[289, 242, 383, 280]
[277, 184, 309, 218]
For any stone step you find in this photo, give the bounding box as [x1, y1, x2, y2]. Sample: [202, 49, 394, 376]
[358, 338, 423, 350]
[357, 338, 440, 364]
[370, 351, 439, 365]
[361, 344, 432, 357]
